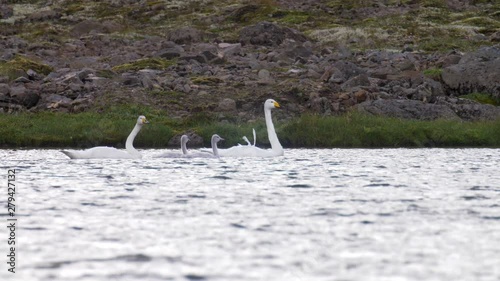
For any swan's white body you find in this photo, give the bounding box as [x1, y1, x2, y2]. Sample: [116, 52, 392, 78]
[155, 134, 223, 158]
[61, 116, 148, 159]
[217, 99, 284, 157]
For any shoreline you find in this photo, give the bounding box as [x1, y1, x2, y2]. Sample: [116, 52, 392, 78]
[1, 111, 499, 149]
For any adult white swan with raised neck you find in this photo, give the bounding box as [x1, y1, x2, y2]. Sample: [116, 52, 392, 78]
[217, 99, 283, 157]
[61, 115, 149, 159]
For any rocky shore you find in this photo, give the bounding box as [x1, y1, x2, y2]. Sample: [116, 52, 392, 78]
[1, 0, 499, 122]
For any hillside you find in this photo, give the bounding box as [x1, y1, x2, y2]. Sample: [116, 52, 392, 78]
[1, 0, 499, 124]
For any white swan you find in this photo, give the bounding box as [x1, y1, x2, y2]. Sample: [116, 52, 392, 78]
[217, 99, 284, 157]
[188, 134, 224, 158]
[154, 135, 190, 158]
[156, 134, 224, 158]
[61, 115, 149, 159]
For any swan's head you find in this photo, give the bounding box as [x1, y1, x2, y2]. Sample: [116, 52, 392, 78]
[265, 99, 280, 110]
[137, 115, 149, 125]
[212, 134, 224, 143]
[181, 135, 190, 144]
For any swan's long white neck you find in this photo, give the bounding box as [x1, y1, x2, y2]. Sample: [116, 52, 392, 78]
[181, 141, 188, 155]
[264, 107, 283, 152]
[212, 138, 219, 157]
[125, 124, 142, 155]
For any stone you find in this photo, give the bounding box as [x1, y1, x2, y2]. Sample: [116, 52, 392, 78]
[0, 5, 13, 19]
[442, 46, 500, 97]
[354, 89, 368, 103]
[71, 20, 107, 37]
[168, 131, 204, 147]
[239, 21, 308, 46]
[219, 43, 242, 57]
[217, 98, 237, 112]
[0, 83, 9, 95]
[341, 74, 370, 91]
[167, 27, 205, 45]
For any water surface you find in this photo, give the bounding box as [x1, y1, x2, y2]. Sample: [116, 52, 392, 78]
[1, 148, 499, 281]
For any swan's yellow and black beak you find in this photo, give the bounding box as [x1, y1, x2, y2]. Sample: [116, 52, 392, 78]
[273, 101, 280, 108]
[142, 117, 149, 124]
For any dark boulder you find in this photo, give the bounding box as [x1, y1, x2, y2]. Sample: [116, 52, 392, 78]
[239, 21, 308, 46]
[167, 27, 205, 45]
[442, 46, 500, 98]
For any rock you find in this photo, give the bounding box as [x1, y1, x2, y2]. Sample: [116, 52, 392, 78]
[167, 27, 205, 45]
[0, 5, 13, 19]
[179, 54, 207, 64]
[71, 20, 108, 37]
[436, 53, 462, 68]
[283, 40, 313, 59]
[356, 99, 460, 121]
[491, 31, 500, 42]
[168, 131, 203, 147]
[121, 75, 142, 87]
[219, 43, 242, 57]
[333, 61, 366, 81]
[326, 67, 346, 83]
[257, 69, 274, 84]
[28, 9, 61, 21]
[10, 85, 39, 108]
[341, 74, 370, 90]
[436, 97, 500, 121]
[217, 98, 237, 112]
[0, 84, 9, 96]
[442, 46, 500, 97]
[71, 97, 93, 113]
[354, 89, 368, 103]
[156, 41, 184, 59]
[309, 97, 331, 114]
[369, 66, 400, 79]
[239, 21, 308, 46]
[44, 94, 73, 109]
[226, 4, 259, 22]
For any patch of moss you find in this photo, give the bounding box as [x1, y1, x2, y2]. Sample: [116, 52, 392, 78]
[423, 67, 443, 81]
[112, 58, 175, 73]
[421, 0, 447, 8]
[0, 55, 53, 80]
[277, 11, 311, 25]
[460, 93, 500, 106]
[96, 69, 116, 79]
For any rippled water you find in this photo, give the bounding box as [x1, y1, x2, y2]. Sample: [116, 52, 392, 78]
[1, 148, 500, 281]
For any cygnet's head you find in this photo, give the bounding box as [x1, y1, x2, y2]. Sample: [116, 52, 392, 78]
[181, 135, 190, 144]
[264, 99, 280, 110]
[212, 134, 224, 143]
[137, 115, 149, 125]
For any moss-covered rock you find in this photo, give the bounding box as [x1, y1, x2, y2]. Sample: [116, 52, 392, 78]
[0, 55, 53, 80]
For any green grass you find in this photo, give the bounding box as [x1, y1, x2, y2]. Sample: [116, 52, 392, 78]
[423, 67, 443, 81]
[279, 113, 500, 148]
[1, 110, 499, 148]
[112, 58, 175, 73]
[459, 93, 500, 106]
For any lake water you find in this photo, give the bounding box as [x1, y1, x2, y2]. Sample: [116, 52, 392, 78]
[1, 148, 499, 281]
